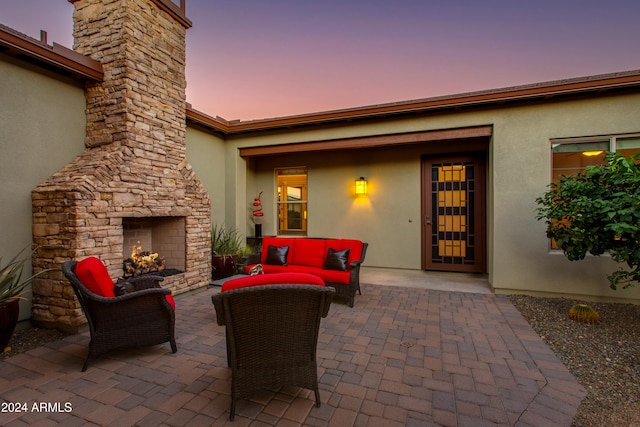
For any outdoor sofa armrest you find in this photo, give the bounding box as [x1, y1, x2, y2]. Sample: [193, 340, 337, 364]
[242, 253, 261, 269]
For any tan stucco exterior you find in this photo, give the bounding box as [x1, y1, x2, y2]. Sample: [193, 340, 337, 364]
[3, 24, 640, 319]
[0, 55, 87, 320]
[197, 92, 640, 303]
[185, 127, 225, 220]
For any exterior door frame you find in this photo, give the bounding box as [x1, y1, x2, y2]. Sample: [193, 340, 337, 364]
[421, 153, 486, 273]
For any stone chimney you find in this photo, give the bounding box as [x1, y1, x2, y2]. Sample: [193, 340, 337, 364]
[32, 0, 211, 332]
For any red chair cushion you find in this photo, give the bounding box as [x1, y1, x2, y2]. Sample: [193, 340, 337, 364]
[165, 295, 176, 310]
[75, 257, 116, 298]
[222, 272, 325, 292]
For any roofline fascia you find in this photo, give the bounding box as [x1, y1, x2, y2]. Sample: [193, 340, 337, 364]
[3, 19, 639, 138]
[186, 106, 231, 134]
[0, 25, 103, 81]
[186, 70, 640, 136]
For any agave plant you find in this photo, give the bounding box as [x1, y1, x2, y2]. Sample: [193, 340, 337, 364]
[0, 246, 49, 302]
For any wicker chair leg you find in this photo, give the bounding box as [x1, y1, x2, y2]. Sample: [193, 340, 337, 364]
[229, 397, 237, 421]
[170, 340, 177, 353]
[81, 355, 91, 372]
[314, 389, 321, 407]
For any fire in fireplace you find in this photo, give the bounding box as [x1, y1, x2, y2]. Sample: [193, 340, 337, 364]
[123, 242, 166, 278]
[122, 217, 187, 276]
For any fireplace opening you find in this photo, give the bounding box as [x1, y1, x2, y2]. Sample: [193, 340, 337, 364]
[122, 217, 186, 277]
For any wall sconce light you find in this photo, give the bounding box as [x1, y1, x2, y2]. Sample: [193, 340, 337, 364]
[355, 177, 367, 195]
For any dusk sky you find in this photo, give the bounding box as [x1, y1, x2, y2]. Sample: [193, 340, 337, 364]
[2, 0, 640, 121]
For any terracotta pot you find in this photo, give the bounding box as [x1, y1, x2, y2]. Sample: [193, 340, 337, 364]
[212, 254, 238, 280]
[0, 297, 20, 350]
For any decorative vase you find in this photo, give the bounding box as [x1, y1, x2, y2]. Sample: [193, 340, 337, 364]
[254, 223, 262, 238]
[0, 297, 20, 351]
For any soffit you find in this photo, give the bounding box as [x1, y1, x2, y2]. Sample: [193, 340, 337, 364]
[238, 125, 492, 157]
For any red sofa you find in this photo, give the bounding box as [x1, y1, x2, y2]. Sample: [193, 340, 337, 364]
[243, 237, 368, 307]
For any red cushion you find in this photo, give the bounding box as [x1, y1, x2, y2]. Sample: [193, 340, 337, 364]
[315, 268, 351, 285]
[222, 272, 325, 292]
[165, 295, 176, 310]
[290, 238, 326, 267]
[75, 257, 116, 298]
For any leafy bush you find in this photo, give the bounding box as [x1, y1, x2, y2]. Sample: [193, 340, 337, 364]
[536, 152, 640, 289]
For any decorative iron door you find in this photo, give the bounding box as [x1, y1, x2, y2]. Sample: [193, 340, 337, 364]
[422, 155, 485, 273]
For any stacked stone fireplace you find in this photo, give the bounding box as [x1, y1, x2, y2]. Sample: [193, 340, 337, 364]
[31, 0, 211, 332]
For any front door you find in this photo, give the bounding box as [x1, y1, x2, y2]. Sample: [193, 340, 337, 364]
[422, 154, 486, 273]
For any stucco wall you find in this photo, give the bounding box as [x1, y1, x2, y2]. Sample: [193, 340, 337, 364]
[491, 95, 640, 301]
[229, 92, 640, 302]
[249, 148, 422, 268]
[185, 127, 226, 222]
[0, 55, 87, 320]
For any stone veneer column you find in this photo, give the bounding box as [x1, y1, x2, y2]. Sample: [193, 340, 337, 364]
[32, 0, 211, 332]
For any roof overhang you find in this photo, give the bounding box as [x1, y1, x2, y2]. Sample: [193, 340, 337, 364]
[0, 24, 103, 82]
[3, 20, 639, 142]
[187, 69, 640, 137]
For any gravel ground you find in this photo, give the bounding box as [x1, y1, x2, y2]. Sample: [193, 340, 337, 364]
[1, 327, 70, 360]
[508, 295, 640, 427]
[2, 297, 639, 426]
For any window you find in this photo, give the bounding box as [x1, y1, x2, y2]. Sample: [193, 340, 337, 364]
[551, 140, 609, 181]
[551, 134, 640, 182]
[276, 168, 307, 236]
[549, 134, 640, 248]
[617, 136, 640, 158]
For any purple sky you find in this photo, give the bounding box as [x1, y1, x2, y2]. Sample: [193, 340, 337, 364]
[2, 0, 640, 120]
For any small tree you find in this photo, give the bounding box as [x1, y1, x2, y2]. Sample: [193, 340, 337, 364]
[536, 152, 640, 289]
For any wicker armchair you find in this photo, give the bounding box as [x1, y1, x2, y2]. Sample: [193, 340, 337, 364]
[62, 260, 177, 371]
[211, 284, 335, 420]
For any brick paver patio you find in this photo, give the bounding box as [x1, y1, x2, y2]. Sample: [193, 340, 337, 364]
[0, 282, 586, 426]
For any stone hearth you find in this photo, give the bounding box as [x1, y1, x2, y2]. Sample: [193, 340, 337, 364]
[31, 0, 211, 332]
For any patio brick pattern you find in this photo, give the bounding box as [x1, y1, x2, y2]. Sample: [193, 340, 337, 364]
[0, 283, 586, 426]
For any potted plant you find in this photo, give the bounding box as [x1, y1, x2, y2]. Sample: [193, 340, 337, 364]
[0, 246, 50, 351]
[211, 224, 247, 280]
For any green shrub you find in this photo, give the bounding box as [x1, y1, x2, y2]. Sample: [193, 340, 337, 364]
[536, 152, 640, 289]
